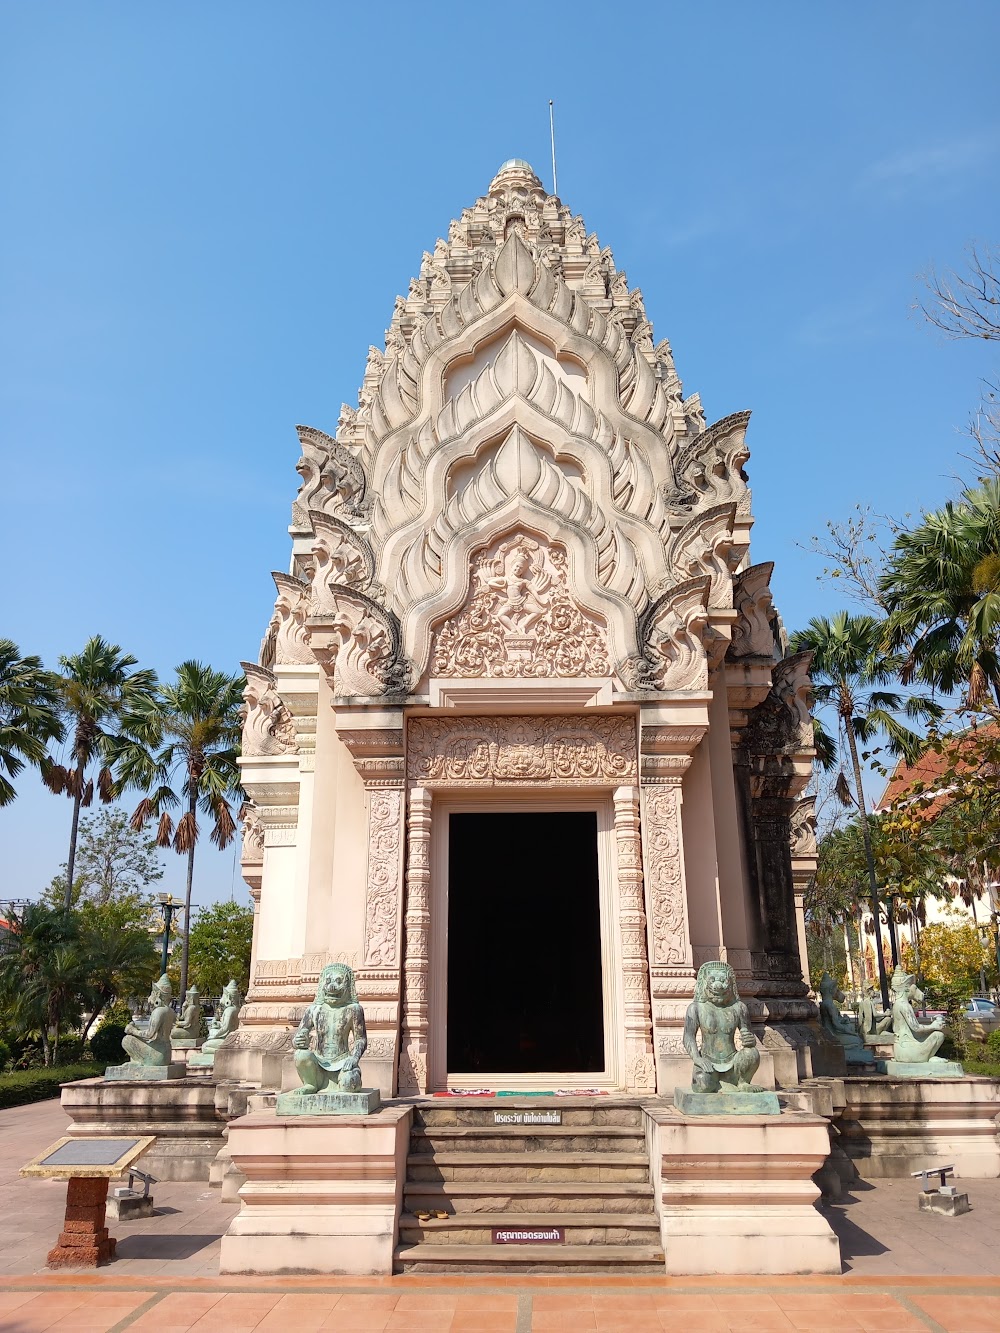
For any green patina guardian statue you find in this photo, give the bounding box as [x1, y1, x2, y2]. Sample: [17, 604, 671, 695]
[106, 974, 185, 1080]
[887, 967, 964, 1077]
[188, 979, 241, 1068]
[171, 985, 203, 1044]
[819, 972, 872, 1066]
[675, 960, 780, 1114]
[276, 962, 381, 1115]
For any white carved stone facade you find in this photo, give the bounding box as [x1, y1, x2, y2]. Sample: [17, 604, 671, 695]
[226, 160, 827, 1097]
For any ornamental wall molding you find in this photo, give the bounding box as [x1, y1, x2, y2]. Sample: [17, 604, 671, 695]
[429, 531, 609, 679]
[406, 714, 637, 785]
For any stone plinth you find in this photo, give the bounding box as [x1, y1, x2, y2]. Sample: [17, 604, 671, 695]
[220, 1105, 412, 1275]
[60, 1077, 225, 1182]
[644, 1105, 840, 1275]
[673, 1088, 781, 1116]
[275, 1089, 381, 1116]
[48, 1177, 116, 1268]
[885, 1059, 965, 1078]
[187, 1050, 216, 1071]
[919, 1190, 970, 1216]
[104, 1062, 186, 1081]
[839, 1075, 1000, 1179]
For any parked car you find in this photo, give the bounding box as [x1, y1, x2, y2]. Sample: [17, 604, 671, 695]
[964, 997, 1000, 1038]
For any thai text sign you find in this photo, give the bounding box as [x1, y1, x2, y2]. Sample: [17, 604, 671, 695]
[492, 1226, 565, 1244]
[492, 1109, 561, 1125]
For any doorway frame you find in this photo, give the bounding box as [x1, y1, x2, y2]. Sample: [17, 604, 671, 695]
[428, 789, 622, 1091]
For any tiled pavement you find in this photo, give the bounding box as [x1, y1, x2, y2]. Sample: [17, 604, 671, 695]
[3, 1101, 1000, 1331]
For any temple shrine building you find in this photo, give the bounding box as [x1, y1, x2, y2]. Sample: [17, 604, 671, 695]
[229, 159, 829, 1099]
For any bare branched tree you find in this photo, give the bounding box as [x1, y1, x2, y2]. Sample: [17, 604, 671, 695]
[799, 505, 904, 612]
[920, 244, 1000, 342]
[920, 244, 1000, 480]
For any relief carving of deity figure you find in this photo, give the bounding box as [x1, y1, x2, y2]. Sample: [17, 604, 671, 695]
[486, 540, 552, 635]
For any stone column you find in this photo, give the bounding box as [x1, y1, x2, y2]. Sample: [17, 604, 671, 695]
[360, 780, 406, 1094]
[614, 786, 655, 1093]
[399, 786, 432, 1093]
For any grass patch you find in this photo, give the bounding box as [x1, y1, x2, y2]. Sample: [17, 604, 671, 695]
[0, 1063, 107, 1110]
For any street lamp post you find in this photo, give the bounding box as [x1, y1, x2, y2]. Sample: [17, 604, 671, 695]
[156, 893, 182, 977]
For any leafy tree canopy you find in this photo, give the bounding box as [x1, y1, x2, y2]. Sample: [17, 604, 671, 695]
[41, 807, 164, 909]
[186, 899, 253, 999]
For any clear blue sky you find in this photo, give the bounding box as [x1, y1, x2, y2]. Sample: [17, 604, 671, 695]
[2, 1, 998, 905]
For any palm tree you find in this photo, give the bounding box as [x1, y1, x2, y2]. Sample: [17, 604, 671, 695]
[113, 661, 244, 1001]
[0, 903, 85, 1065]
[789, 611, 942, 1006]
[78, 915, 160, 1036]
[0, 639, 63, 806]
[42, 637, 158, 912]
[880, 478, 1000, 706]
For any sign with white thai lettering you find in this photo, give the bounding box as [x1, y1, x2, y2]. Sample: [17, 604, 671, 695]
[491, 1109, 562, 1125]
[492, 1226, 565, 1245]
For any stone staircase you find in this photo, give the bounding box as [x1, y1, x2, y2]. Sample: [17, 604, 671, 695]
[394, 1098, 664, 1273]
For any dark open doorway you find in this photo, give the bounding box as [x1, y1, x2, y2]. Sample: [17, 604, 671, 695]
[447, 810, 605, 1075]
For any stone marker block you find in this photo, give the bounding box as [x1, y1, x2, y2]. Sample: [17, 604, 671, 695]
[104, 1062, 187, 1081]
[275, 1088, 381, 1116]
[108, 1193, 156, 1220]
[919, 1191, 971, 1216]
[674, 1087, 781, 1116]
[171, 1039, 202, 1050]
[885, 1060, 965, 1078]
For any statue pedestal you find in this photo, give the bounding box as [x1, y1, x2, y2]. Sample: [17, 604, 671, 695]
[171, 1038, 202, 1050]
[275, 1089, 381, 1116]
[219, 1106, 412, 1274]
[885, 1059, 965, 1078]
[61, 1076, 225, 1182]
[104, 1062, 186, 1081]
[674, 1088, 780, 1116]
[645, 1105, 841, 1275]
[187, 1050, 217, 1070]
[840, 1075, 1000, 1178]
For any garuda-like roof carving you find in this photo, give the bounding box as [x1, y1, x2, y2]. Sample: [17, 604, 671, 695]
[266, 160, 762, 697]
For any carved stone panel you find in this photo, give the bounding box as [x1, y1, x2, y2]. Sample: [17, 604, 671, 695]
[430, 533, 609, 679]
[640, 782, 692, 968]
[406, 715, 637, 786]
[363, 788, 404, 967]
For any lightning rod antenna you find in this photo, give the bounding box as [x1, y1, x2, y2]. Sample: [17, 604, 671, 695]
[549, 99, 558, 196]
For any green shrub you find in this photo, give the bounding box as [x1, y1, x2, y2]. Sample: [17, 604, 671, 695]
[0, 1037, 11, 1072]
[986, 1029, 1000, 1062]
[89, 1024, 126, 1065]
[0, 1064, 105, 1110]
[98, 1000, 133, 1029]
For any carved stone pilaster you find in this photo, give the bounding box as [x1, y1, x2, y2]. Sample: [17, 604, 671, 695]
[639, 780, 692, 970]
[399, 786, 432, 1094]
[614, 786, 655, 1092]
[362, 788, 405, 968]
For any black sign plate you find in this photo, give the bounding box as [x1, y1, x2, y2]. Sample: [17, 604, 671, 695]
[40, 1139, 142, 1167]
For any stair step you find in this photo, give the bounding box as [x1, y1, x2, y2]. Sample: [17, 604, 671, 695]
[403, 1181, 654, 1213]
[411, 1126, 646, 1153]
[413, 1104, 644, 1129]
[406, 1153, 647, 1183]
[399, 1212, 659, 1245]
[394, 1242, 665, 1273]
[407, 1152, 647, 1167]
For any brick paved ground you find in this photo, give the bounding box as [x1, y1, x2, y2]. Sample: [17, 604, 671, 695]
[3, 1099, 1000, 1330]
